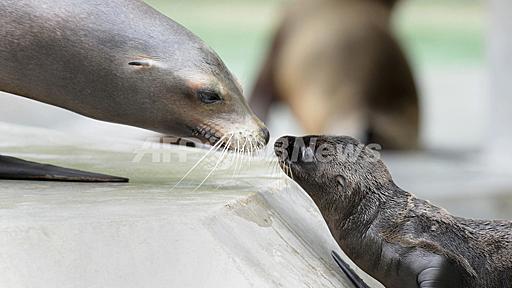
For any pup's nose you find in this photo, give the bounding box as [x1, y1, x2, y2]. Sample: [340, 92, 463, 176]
[275, 135, 295, 148]
[261, 127, 270, 145]
[274, 136, 296, 159]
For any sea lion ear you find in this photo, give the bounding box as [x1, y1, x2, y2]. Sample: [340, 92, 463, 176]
[336, 175, 346, 188]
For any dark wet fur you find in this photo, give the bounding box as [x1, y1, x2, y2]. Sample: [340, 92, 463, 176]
[276, 135, 512, 288]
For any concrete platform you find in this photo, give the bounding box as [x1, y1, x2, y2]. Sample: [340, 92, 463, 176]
[2, 121, 511, 288]
[0, 122, 381, 288]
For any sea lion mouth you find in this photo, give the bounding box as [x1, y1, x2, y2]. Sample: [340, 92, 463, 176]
[192, 124, 269, 152]
[276, 157, 292, 177]
[192, 125, 223, 147]
[275, 135, 317, 163]
[274, 135, 319, 178]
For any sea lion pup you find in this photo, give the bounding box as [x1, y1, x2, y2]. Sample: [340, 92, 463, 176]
[251, 0, 419, 150]
[0, 0, 269, 182]
[275, 135, 512, 288]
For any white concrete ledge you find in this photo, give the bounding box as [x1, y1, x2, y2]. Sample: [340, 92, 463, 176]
[0, 123, 381, 288]
[2, 122, 511, 287]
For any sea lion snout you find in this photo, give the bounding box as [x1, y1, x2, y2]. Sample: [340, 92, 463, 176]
[274, 136, 296, 162]
[260, 127, 270, 145]
[193, 115, 270, 152]
[275, 135, 389, 188]
[274, 135, 320, 164]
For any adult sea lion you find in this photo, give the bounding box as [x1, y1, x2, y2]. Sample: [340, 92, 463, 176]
[275, 135, 512, 287]
[0, 0, 269, 182]
[251, 0, 419, 149]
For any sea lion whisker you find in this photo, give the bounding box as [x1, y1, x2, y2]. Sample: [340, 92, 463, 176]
[229, 136, 239, 177]
[265, 153, 276, 173]
[240, 141, 247, 173]
[277, 162, 284, 177]
[230, 138, 241, 179]
[266, 151, 277, 168]
[285, 167, 292, 187]
[278, 163, 287, 190]
[171, 134, 228, 190]
[272, 158, 282, 178]
[269, 159, 278, 179]
[257, 138, 267, 157]
[200, 136, 232, 187]
[247, 138, 255, 169]
[193, 135, 233, 192]
[288, 164, 295, 181]
[173, 136, 226, 189]
[232, 137, 243, 178]
[236, 138, 249, 175]
[235, 147, 243, 177]
[254, 137, 261, 155]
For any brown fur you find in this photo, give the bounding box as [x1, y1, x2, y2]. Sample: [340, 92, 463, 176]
[275, 135, 512, 287]
[252, 0, 419, 149]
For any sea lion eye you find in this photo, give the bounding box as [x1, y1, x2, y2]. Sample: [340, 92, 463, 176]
[128, 60, 152, 67]
[198, 90, 222, 104]
[336, 175, 346, 188]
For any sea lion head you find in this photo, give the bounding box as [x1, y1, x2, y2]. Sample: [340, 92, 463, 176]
[1, 0, 270, 151]
[120, 38, 269, 151]
[274, 135, 391, 208]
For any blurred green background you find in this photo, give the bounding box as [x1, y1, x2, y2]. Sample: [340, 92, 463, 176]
[0, 0, 488, 150]
[144, 0, 487, 150]
[0, 0, 508, 220]
[144, 0, 485, 90]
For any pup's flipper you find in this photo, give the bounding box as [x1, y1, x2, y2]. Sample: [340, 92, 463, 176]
[332, 251, 370, 288]
[0, 155, 128, 182]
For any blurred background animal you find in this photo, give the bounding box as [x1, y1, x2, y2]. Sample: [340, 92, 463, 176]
[250, 0, 419, 150]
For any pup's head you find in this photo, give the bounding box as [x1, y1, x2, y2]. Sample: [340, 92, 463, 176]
[274, 135, 391, 209]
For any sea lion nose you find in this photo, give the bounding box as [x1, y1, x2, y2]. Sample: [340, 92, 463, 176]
[261, 127, 270, 145]
[274, 136, 296, 160]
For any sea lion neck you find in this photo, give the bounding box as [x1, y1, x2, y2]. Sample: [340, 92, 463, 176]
[317, 181, 399, 240]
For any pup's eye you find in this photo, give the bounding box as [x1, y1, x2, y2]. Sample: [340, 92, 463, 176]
[336, 175, 346, 188]
[198, 90, 222, 104]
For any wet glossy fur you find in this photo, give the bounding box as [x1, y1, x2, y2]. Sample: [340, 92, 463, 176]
[275, 135, 512, 288]
[0, 0, 267, 146]
[0, 0, 268, 181]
